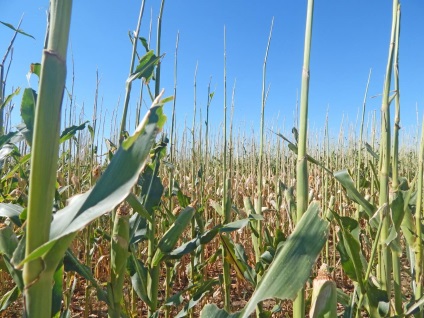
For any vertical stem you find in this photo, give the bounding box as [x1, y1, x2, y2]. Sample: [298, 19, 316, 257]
[294, 1, 314, 317]
[355, 69, 372, 219]
[119, 0, 146, 140]
[221, 25, 232, 312]
[378, 0, 398, 297]
[391, 5, 402, 315]
[23, 2, 72, 317]
[415, 119, 424, 318]
[146, 2, 165, 315]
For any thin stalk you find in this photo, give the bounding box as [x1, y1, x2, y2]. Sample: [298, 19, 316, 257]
[254, 17, 273, 318]
[22, 2, 72, 317]
[0, 17, 24, 135]
[391, 5, 402, 315]
[414, 119, 424, 317]
[118, 0, 146, 141]
[221, 25, 232, 312]
[294, 0, 314, 317]
[378, 0, 398, 297]
[164, 31, 179, 318]
[355, 69, 372, 219]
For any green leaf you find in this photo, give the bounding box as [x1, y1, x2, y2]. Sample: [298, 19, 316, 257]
[0, 87, 21, 111]
[0, 285, 20, 312]
[153, 206, 196, 266]
[30, 63, 41, 78]
[0, 203, 23, 227]
[127, 253, 151, 307]
[126, 192, 152, 222]
[220, 234, 256, 286]
[219, 218, 249, 233]
[52, 264, 64, 317]
[19, 101, 167, 267]
[332, 212, 365, 286]
[0, 21, 35, 39]
[59, 121, 89, 143]
[138, 37, 149, 52]
[63, 249, 108, 303]
[0, 223, 19, 258]
[168, 226, 221, 258]
[334, 169, 378, 227]
[128, 50, 162, 84]
[200, 304, 241, 318]
[20, 88, 37, 145]
[175, 280, 219, 318]
[239, 202, 329, 317]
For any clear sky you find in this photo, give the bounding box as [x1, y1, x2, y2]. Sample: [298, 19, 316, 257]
[1, 1, 424, 142]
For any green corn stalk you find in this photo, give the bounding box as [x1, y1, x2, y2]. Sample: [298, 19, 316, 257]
[294, 0, 314, 316]
[390, 4, 402, 315]
[22, 1, 72, 317]
[146, 1, 165, 315]
[378, 0, 398, 297]
[253, 17, 273, 318]
[118, 0, 146, 140]
[164, 30, 179, 318]
[355, 69, 372, 220]
[108, 202, 130, 318]
[221, 25, 232, 312]
[414, 119, 424, 317]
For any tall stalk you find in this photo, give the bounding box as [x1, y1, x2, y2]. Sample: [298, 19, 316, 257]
[378, 0, 398, 297]
[355, 69, 372, 219]
[415, 118, 424, 318]
[253, 17, 273, 318]
[391, 4, 402, 315]
[118, 0, 146, 140]
[293, 1, 314, 317]
[147, 1, 165, 315]
[22, 1, 72, 317]
[164, 30, 179, 318]
[221, 25, 232, 312]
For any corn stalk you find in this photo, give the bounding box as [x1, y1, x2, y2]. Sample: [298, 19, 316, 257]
[22, 1, 72, 317]
[293, 0, 314, 316]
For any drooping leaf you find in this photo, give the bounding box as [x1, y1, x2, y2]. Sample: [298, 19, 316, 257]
[332, 212, 365, 285]
[219, 218, 249, 233]
[168, 226, 221, 258]
[0, 87, 21, 111]
[126, 192, 152, 222]
[63, 250, 108, 303]
[18, 98, 167, 267]
[59, 121, 89, 143]
[334, 169, 378, 227]
[0, 203, 23, 227]
[175, 279, 219, 318]
[127, 253, 151, 307]
[128, 50, 162, 84]
[200, 304, 241, 318]
[153, 206, 196, 266]
[29, 63, 41, 78]
[239, 202, 329, 317]
[0, 285, 20, 312]
[220, 234, 256, 286]
[138, 37, 149, 52]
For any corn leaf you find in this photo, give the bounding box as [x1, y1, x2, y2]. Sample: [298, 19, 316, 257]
[0, 21, 35, 39]
[334, 169, 378, 227]
[240, 201, 328, 317]
[17, 100, 167, 267]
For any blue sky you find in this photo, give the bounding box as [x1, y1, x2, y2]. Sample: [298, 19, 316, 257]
[1, 1, 424, 142]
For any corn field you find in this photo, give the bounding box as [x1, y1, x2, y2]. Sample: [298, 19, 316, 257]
[1, 1, 424, 317]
